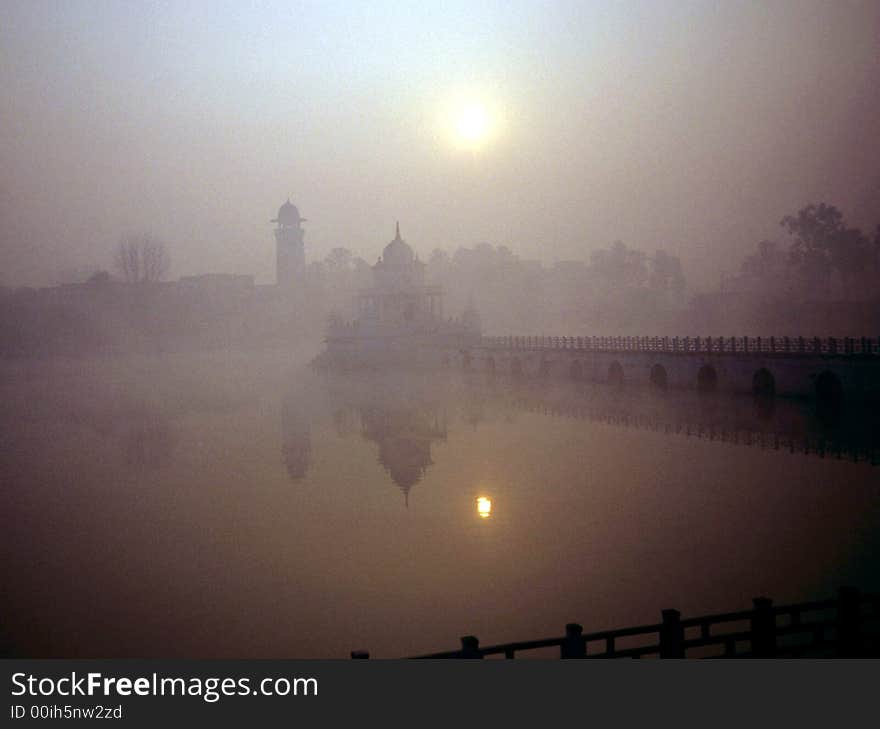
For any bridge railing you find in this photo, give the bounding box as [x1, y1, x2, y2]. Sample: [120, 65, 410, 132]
[481, 335, 880, 356]
[350, 587, 878, 659]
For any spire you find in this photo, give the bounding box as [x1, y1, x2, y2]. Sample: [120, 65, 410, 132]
[395, 221, 401, 240]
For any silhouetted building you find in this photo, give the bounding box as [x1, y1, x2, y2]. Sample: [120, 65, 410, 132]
[318, 223, 481, 367]
[355, 223, 443, 327]
[272, 199, 306, 290]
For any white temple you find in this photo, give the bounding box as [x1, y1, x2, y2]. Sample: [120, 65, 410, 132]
[317, 223, 481, 368]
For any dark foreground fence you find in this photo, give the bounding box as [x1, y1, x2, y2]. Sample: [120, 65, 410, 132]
[351, 587, 879, 659]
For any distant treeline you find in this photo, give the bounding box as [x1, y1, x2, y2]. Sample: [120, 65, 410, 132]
[3, 202, 878, 357]
[694, 203, 880, 335]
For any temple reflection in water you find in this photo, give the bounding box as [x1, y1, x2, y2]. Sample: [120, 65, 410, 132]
[360, 403, 447, 505]
[310, 371, 877, 501]
[320, 375, 449, 505]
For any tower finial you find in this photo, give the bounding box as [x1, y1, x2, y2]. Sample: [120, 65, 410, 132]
[395, 221, 401, 240]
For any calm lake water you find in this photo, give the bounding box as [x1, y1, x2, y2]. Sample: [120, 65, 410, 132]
[1, 350, 878, 658]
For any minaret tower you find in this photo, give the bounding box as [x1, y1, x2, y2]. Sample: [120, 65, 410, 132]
[271, 198, 306, 288]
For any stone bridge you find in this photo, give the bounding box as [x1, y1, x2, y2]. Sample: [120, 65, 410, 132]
[455, 335, 880, 401]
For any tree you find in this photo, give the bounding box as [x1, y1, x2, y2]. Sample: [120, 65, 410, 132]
[114, 233, 170, 283]
[650, 250, 686, 292]
[780, 203, 870, 294]
[590, 241, 648, 288]
[739, 240, 790, 292]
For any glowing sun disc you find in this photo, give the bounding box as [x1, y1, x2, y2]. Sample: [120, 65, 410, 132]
[455, 102, 490, 144]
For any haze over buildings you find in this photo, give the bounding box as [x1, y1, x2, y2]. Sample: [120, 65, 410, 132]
[2, 1, 879, 290]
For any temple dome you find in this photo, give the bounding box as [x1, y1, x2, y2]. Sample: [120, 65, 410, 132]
[382, 222, 415, 266]
[272, 198, 304, 226]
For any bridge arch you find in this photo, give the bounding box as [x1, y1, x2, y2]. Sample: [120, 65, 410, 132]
[650, 364, 668, 390]
[570, 360, 583, 381]
[608, 361, 624, 386]
[752, 368, 775, 398]
[485, 356, 496, 375]
[511, 357, 523, 376]
[815, 370, 843, 405]
[697, 364, 718, 393]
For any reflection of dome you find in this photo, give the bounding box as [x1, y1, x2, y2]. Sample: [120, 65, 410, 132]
[359, 402, 446, 506]
[272, 198, 305, 227]
[381, 222, 415, 266]
[377, 437, 433, 504]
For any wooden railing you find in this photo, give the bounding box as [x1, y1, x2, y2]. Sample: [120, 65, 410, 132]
[481, 335, 880, 356]
[350, 587, 878, 659]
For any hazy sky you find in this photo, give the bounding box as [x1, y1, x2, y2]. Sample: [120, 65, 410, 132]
[2, 1, 878, 287]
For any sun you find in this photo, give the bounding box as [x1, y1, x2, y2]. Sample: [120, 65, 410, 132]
[455, 102, 491, 145]
[432, 92, 503, 153]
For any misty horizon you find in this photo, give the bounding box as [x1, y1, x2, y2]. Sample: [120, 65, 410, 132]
[2, 1, 879, 290]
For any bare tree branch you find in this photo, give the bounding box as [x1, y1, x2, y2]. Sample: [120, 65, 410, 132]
[114, 233, 170, 283]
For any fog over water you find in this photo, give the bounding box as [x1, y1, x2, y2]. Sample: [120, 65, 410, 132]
[1, 351, 877, 657]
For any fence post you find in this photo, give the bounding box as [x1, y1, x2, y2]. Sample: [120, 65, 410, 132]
[660, 609, 685, 658]
[836, 586, 861, 657]
[351, 650, 370, 659]
[459, 635, 483, 659]
[561, 623, 587, 658]
[751, 597, 775, 657]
